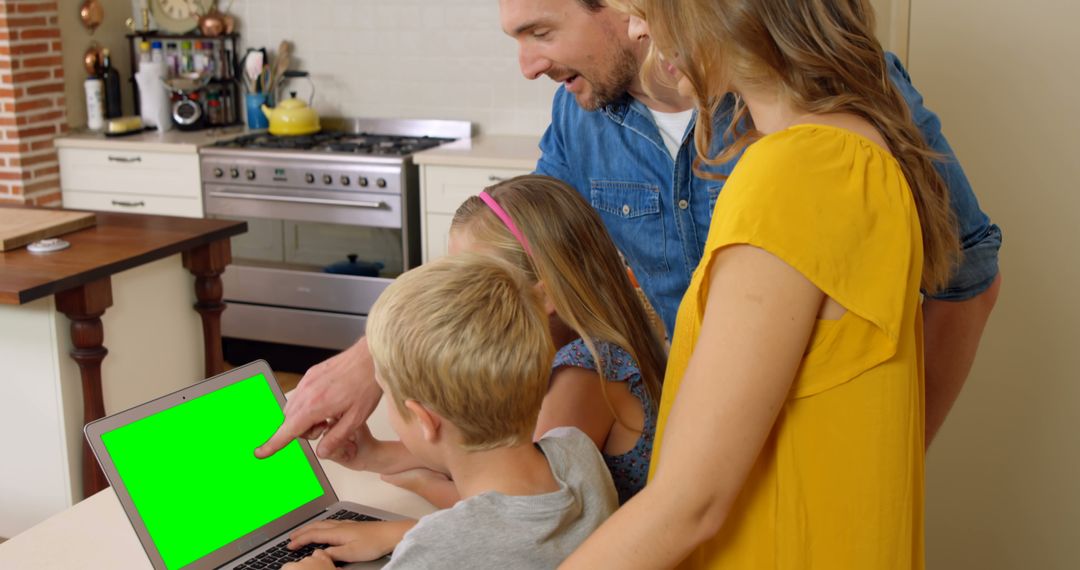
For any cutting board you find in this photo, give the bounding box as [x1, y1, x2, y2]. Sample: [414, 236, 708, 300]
[0, 208, 97, 251]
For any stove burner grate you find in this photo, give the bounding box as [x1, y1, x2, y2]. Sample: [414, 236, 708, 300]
[212, 131, 453, 156]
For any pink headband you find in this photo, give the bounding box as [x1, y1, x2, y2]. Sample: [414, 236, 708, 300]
[478, 191, 534, 257]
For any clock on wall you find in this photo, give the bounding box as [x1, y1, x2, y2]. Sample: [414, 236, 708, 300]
[150, 0, 214, 34]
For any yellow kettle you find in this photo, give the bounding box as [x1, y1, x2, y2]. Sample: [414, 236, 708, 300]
[261, 91, 320, 136]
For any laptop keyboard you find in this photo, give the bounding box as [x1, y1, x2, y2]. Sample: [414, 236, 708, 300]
[232, 509, 384, 569]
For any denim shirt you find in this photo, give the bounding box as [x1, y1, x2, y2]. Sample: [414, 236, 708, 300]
[536, 53, 1002, 336]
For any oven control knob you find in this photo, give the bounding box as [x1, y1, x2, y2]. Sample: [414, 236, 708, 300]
[229, 168, 240, 179]
[212, 167, 224, 178]
[323, 174, 333, 185]
[305, 173, 315, 184]
[340, 175, 351, 186]
[246, 169, 256, 180]
[358, 176, 369, 187]
[376, 178, 387, 188]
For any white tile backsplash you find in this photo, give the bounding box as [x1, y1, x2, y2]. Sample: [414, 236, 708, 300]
[228, 0, 556, 136]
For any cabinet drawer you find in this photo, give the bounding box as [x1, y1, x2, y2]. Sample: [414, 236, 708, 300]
[62, 190, 202, 218]
[422, 165, 530, 214]
[423, 212, 453, 263]
[59, 148, 201, 198]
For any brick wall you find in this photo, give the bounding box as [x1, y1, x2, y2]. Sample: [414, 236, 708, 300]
[0, 0, 65, 206]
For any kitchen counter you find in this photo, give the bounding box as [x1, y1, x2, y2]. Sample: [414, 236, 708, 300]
[55, 126, 249, 154]
[413, 134, 541, 171]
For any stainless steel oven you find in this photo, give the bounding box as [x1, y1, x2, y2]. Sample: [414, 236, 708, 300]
[200, 118, 471, 351]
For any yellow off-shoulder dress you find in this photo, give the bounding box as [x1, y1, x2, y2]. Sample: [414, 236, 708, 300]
[652, 125, 926, 569]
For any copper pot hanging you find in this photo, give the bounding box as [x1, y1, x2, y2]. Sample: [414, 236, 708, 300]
[83, 43, 103, 76]
[79, 0, 105, 34]
[198, 8, 227, 38]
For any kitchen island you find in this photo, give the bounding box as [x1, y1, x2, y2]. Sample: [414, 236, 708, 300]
[0, 207, 246, 538]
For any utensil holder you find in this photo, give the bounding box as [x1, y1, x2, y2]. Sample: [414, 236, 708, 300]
[245, 92, 268, 130]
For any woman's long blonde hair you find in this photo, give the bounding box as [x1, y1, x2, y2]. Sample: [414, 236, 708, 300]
[451, 175, 667, 425]
[640, 0, 960, 292]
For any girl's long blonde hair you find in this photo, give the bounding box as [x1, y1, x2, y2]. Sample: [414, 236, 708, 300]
[641, 0, 960, 292]
[451, 175, 667, 425]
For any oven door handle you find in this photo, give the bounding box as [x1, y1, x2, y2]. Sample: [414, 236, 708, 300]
[208, 191, 385, 209]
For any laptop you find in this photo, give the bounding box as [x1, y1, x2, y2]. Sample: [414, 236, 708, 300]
[84, 360, 408, 570]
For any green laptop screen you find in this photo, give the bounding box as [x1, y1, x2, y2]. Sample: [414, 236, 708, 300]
[101, 373, 324, 570]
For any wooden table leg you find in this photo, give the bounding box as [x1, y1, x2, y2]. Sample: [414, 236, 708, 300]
[55, 277, 114, 499]
[183, 239, 232, 378]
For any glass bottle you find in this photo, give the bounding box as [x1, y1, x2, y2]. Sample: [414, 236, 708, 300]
[100, 48, 122, 119]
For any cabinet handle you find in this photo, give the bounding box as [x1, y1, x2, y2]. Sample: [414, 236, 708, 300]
[487, 175, 506, 182]
[107, 155, 142, 163]
[111, 200, 145, 208]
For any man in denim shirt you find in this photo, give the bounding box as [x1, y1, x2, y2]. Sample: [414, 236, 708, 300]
[255, 0, 1002, 461]
[501, 0, 1002, 445]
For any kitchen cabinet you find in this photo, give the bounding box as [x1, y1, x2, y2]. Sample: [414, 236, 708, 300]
[869, 0, 909, 61]
[56, 128, 242, 218]
[413, 135, 540, 262]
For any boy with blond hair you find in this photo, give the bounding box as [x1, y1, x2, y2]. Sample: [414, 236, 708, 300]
[282, 253, 618, 570]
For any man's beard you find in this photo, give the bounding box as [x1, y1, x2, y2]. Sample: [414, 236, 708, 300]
[575, 46, 639, 111]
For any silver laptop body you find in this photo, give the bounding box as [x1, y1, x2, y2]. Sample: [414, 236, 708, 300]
[84, 360, 407, 570]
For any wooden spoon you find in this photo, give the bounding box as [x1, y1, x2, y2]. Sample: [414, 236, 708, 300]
[269, 41, 292, 99]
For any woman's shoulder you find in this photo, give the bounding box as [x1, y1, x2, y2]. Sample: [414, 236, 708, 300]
[743, 120, 891, 167]
[724, 122, 906, 208]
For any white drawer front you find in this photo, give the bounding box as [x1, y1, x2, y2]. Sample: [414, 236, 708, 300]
[62, 190, 202, 218]
[59, 148, 201, 198]
[422, 165, 530, 214]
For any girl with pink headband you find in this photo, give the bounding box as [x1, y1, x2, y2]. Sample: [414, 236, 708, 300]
[386, 174, 668, 507]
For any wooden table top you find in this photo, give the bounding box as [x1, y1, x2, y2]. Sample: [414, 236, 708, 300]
[0, 205, 247, 305]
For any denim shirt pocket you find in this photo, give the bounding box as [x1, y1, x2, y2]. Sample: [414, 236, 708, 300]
[590, 180, 669, 276]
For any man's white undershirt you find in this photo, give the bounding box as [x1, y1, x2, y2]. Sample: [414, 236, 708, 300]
[647, 107, 694, 159]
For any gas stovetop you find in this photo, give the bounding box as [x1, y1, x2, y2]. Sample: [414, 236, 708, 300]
[203, 118, 472, 161]
[210, 131, 455, 157]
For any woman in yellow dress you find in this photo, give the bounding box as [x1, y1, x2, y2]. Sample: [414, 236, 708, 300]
[563, 0, 960, 568]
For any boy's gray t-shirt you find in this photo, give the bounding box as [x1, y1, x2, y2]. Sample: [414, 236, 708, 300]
[384, 427, 618, 569]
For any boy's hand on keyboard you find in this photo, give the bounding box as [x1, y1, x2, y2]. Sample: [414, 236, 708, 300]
[281, 549, 334, 570]
[288, 519, 417, 563]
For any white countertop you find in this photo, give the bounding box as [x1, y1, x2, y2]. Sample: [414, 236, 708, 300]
[0, 398, 436, 569]
[413, 134, 541, 170]
[55, 126, 250, 154]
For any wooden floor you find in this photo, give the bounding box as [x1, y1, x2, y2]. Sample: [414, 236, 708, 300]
[275, 370, 302, 393]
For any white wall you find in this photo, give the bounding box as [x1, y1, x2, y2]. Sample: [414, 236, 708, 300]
[62, 0, 906, 137]
[229, 0, 556, 136]
[908, 1, 1080, 569]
